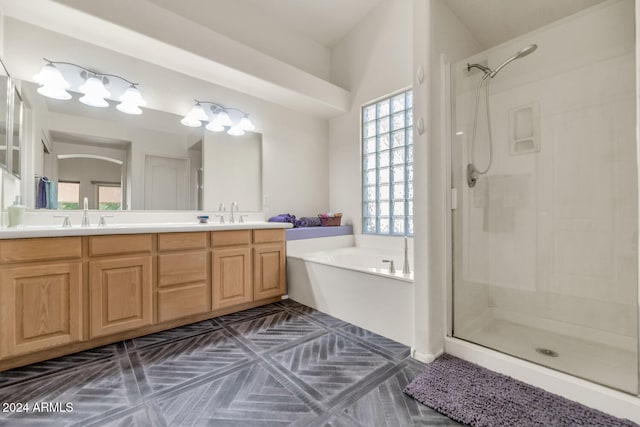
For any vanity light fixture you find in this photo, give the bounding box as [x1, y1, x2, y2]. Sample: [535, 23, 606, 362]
[33, 59, 147, 115]
[181, 100, 255, 136]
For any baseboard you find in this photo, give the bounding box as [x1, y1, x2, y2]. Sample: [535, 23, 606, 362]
[445, 337, 640, 424]
[411, 347, 444, 364]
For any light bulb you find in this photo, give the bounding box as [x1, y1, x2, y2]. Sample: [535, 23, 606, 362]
[116, 86, 146, 115]
[181, 116, 203, 127]
[33, 64, 71, 100]
[37, 85, 72, 100]
[227, 124, 245, 136]
[206, 121, 225, 132]
[79, 76, 111, 107]
[214, 110, 233, 127]
[238, 115, 255, 131]
[190, 104, 209, 121]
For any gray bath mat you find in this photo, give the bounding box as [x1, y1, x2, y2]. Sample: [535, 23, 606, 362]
[404, 354, 638, 427]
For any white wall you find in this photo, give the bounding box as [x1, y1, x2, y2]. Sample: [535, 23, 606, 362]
[329, 0, 412, 233]
[146, 0, 331, 81]
[414, 0, 483, 358]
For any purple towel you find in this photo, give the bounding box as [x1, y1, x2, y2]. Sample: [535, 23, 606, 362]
[268, 213, 301, 227]
[299, 217, 321, 227]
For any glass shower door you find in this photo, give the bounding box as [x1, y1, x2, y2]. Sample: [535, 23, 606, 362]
[451, 0, 638, 394]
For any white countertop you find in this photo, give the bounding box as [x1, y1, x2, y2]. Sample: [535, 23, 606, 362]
[0, 221, 292, 239]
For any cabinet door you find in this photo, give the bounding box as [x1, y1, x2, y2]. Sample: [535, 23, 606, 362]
[253, 243, 286, 300]
[212, 247, 251, 310]
[89, 256, 152, 338]
[0, 263, 82, 358]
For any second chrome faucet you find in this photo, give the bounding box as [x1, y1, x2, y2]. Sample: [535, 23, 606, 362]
[81, 197, 90, 227]
[216, 201, 241, 224]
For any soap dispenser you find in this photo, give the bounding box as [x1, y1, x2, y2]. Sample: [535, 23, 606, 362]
[7, 195, 26, 227]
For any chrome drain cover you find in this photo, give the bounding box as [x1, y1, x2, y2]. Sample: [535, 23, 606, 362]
[535, 348, 558, 357]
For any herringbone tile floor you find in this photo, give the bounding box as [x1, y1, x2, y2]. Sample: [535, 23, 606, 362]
[0, 300, 461, 426]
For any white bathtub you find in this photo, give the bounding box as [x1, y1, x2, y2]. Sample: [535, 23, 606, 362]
[287, 246, 414, 346]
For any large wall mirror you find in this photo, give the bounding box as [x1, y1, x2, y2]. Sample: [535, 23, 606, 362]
[2, 16, 264, 214]
[19, 80, 262, 212]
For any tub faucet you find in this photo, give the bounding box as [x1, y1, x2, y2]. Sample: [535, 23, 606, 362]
[81, 197, 90, 227]
[402, 236, 411, 275]
[230, 201, 238, 223]
[382, 259, 396, 274]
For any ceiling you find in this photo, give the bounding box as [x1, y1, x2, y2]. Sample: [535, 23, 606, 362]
[446, 0, 607, 49]
[148, 0, 385, 47]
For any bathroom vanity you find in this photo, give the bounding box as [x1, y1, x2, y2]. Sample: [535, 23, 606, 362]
[0, 223, 287, 371]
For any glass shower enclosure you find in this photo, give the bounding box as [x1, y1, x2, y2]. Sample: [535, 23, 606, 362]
[451, 0, 639, 394]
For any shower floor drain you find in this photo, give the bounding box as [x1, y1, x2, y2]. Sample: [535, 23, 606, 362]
[535, 348, 559, 357]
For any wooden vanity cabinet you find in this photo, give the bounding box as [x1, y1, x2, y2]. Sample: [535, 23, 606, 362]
[253, 230, 286, 300]
[88, 235, 153, 338]
[0, 237, 83, 358]
[211, 230, 252, 310]
[157, 232, 209, 322]
[0, 228, 287, 370]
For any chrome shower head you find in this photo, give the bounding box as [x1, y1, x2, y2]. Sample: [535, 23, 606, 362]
[489, 44, 537, 78]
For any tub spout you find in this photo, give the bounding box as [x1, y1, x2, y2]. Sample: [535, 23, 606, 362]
[402, 236, 411, 275]
[382, 259, 396, 274]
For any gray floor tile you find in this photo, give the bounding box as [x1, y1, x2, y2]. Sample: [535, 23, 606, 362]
[275, 299, 306, 309]
[0, 302, 461, 426]
[339, 360, 462, 426]
[0, 356, 140, 426]
[270, 332, 393, 404]
[83, 405, 153, 427]
[216, 303, 284, 325]
[153, 363, 319, 427]
[130, 329, 255, 397]
[125, 320, 220, 352]
[0, 342, 126, 387]
[228, 310, 328, 352]
[338, 324, 411, 360]
[289, 305, 348, 328]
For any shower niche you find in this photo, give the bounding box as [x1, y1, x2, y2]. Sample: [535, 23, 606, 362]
[508, 102, 539, 155]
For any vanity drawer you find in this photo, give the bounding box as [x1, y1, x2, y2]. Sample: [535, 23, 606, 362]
[158, 232, 207, 252]
[157, 282, 209, 322]
[158, 251, 207, 287]
[0, 237, 81, 263]
[89, 234, 153, 257]
[211, 230, 251, 247]
[253, 229, 285, 244]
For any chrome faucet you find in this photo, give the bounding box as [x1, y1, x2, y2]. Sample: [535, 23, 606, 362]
[382, 259, 396, 273]
[402, 236, 411, 275]
[230, 201, 238, 223]
[53, 214, 72, 228]
[81, 197, 90, 227]
[98, 215, 114, 227]
[217, 203, 226, 224]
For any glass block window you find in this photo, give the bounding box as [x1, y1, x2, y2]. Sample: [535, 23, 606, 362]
[362, 89, 413, 236]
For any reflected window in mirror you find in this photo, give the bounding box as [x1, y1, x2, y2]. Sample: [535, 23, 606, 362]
[97, 183, 121, 210]
[58, 181, 80, 210]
